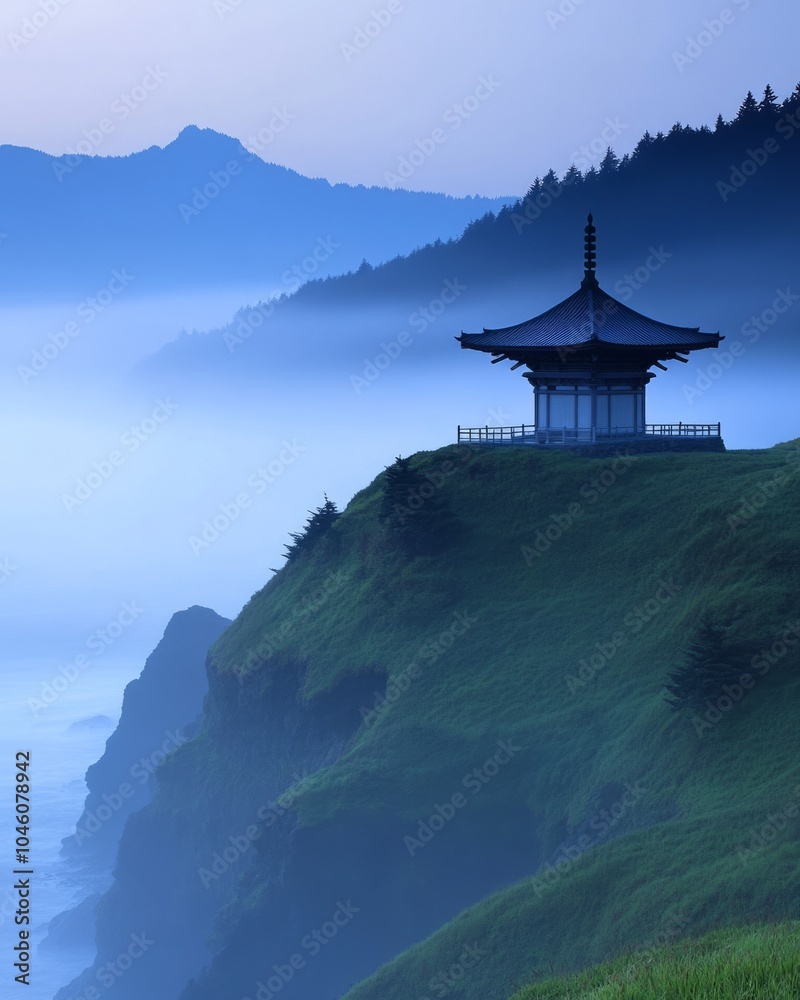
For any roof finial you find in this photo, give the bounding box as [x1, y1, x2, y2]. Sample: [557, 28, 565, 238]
[582, 212, 598, 288]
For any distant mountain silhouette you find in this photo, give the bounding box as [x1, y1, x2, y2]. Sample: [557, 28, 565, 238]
[0, 125, 513, 301]
[145, 85, 800, 379]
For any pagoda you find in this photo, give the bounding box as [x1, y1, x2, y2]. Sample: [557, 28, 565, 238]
[457, 216, 723, 450]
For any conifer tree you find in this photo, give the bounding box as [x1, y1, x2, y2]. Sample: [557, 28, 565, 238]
[379, 455, 457, 554]
[735, 90, 759, 122]
[283, 494, 339, 563]
[759, 84, 779, 114]
[599, 147, 619, 174]
[542, 168, 560, 189]
[782, 83, 800, 112]
[663, 617, 751, 714]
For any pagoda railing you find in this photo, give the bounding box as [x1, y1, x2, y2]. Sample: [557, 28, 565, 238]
[457, 423, 721, 445]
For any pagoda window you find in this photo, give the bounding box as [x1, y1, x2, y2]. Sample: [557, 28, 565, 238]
[549, 392, 577, 428]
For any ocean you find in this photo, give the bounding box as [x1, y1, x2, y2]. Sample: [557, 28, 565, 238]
[0, 656, 139, 1000]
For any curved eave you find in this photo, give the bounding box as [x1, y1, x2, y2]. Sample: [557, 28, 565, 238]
[456, 334, 722, 356]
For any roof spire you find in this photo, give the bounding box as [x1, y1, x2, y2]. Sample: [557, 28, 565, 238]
[581, 212, 598, 289]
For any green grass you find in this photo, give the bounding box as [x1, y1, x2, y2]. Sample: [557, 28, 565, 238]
[512, 922, 800, 999]
[201, 440, 800, 998]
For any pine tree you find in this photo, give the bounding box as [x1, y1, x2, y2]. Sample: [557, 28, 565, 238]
[663, 617, 751, 714]
[781, 82, 800, 113]
[759, 84, 779, 114]
[379, 456, 416, 528]
[379, 455, 457, 554]
[562, 164, 582, 186]
[542, 168, 560, 189]
[283, 494, 339, 563]
[633, 131, 654, 158]
[735, 90, 759, 122]
[599, 147, 620, 174]
[525, 177, 542, 201]
[714, 113, 727, 132]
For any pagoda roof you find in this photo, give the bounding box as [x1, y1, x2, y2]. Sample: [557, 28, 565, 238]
[458, 280, 722, 355]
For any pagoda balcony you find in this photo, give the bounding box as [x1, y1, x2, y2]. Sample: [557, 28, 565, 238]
[457, 422, 722, 446]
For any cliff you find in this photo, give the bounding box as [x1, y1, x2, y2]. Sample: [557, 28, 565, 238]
[62, 605, 231, 862]
[57, 443, 800, 1000]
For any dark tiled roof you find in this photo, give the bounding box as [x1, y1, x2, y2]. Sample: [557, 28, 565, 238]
[459, 282, 721, 352]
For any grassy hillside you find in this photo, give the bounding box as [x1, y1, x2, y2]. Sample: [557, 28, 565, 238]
[204, 440, 799, 998]
[511, 922, 800, 999]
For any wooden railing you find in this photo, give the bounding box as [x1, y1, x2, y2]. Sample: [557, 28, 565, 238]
[457, 423, 722, 445]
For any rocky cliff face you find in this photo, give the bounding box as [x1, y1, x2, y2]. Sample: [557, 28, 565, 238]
[57, 656, 536, 1000]
[61, 605, 231, 864]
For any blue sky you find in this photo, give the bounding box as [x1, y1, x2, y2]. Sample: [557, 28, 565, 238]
[1, 0, 798, 196]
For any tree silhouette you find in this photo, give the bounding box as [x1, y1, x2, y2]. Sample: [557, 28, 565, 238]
[759, 84, 779, 115]
[283, 494, 339, 563]
[599, 147, 620, 174]
[663, 617, 752, 714]
[782, 83, 800, 112]
[379, 455, 457, 554]
[735, 91, 759, 122]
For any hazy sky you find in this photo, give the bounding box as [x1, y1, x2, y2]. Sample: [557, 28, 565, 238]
[1, 0, 797, 196]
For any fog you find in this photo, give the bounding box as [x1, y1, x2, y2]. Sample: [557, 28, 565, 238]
[2, 261, 797, 671]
